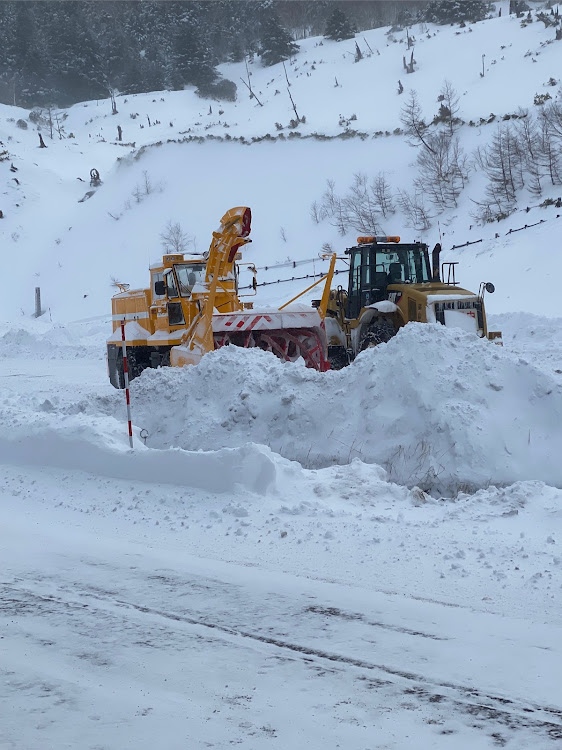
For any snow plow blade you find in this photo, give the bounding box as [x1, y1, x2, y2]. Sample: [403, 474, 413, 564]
[171, 309, 330, 371]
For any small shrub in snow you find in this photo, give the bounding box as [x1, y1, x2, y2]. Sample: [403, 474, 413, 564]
[16, 119, 27, 130]
[534, 92, 552, 106]
[196, 78, 237, 102]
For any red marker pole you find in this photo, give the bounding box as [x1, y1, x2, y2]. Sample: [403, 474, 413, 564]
[120, 320, 134, 449]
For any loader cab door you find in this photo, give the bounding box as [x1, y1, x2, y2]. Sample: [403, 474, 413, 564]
[346, 246, 389, 319]
[150, 270, 167, 332]
[163, 269, 186, 327]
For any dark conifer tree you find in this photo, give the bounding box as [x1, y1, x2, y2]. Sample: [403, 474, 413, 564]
[424, 0, 492, 25]
[13, 3, 51, 106]
[0, 0, 442, 108]
[45, 2, 102, 105]
[167, 2, 217, 89]
[324, 7, 355, 41]
[260, 14, 298, 66]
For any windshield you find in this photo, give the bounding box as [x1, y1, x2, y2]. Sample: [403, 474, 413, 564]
[374, 246, 431, 284]
[174, 263, 206, 297]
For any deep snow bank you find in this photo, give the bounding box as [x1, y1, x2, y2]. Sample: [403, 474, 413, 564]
[0, 317, 109, 360]
[0, 403, 281, 495]
[132, 324, 562, 493]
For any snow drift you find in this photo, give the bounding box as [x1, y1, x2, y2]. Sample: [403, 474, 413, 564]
[131, 323, 562, 494]
[0, 405, 280, 495]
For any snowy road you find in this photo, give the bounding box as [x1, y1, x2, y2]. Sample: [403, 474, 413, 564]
[1, 317, 562, 749]
[2, 500, 561, 750]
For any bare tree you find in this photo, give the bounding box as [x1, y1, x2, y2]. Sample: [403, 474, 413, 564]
[317, 175, 389, 235]
[54, 112, 66, 140]
[320, 179, 349, 235]
[46, 105, 54, 140]
[436, 80, 461, 137]
[416, 132, 469, 210]
[400, 89, 434, 152]
[475, 124, 525, 219]
[371, 172, 396, 218]
[515, 110, 547, 196]
[538, 116, 562, 187]
[160, 220, 193, 253]
[108, 86, 118, 115]
[310, 200, 323, 224]
[397, 188, 432, 231]
[538, 99, 562, 185]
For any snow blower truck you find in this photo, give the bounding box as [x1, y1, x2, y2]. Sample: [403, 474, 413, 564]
[318, 235, 502, 368]
[107, 207, 333, 387]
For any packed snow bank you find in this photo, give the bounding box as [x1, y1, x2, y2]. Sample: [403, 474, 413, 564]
[0, 405, 281, 495]
[0, 317, 109, 360]
[132, 323, 562, 494]
[489, 312, 562, 376]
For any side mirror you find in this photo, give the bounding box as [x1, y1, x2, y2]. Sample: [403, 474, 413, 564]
[154, 280, 166, 296]
[485, 282, 495, 294]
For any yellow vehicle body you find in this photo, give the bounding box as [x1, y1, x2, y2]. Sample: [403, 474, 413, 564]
[321, 236, 502, 368]
[107, 207, 331, 387]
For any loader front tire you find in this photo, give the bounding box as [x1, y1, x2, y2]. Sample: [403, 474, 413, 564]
[359, 318, 396, 352]
[328, 346, 350, 370]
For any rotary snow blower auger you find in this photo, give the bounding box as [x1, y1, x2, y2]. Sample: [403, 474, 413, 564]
[107, 207, 333, 387]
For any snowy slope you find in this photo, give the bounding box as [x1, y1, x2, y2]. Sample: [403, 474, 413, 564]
[1, 4, 562, 321]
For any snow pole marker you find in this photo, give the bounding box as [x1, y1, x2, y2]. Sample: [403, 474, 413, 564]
[120, 320, 134, 449]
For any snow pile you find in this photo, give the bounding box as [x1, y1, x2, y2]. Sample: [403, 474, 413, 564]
[0, 317, 109, 360]
[0, 394, 284, 495]
[132, 323, 562, 494]
[490, 312, 562, 375]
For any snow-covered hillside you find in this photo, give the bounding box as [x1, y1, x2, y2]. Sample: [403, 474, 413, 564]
[2, 5, 562, 749]
[1, 1, 562, 320]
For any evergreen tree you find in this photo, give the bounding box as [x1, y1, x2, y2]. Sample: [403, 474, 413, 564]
[0, 0, 433, 108]
[260, 14, 298, 66]
[12, 3, 51, 106]
[168, 3, 217, 89]
[324, 8, 355, 41]
[424, 1, 492, 25]
[45, 2, 103, 105]
[0, 3, 19, 105]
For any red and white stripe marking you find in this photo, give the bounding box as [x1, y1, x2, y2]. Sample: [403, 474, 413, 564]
[120, 321, 134, 449]
[213, 310, 322, 333]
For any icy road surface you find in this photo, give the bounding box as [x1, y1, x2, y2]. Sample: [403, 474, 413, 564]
[2, 494, 561, 750]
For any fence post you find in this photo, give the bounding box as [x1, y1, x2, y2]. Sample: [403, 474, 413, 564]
[121, 320, 134, 449]
[34, 287, 42, 318]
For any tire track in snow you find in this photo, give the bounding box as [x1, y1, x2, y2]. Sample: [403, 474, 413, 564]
[3, 581, 561, 744]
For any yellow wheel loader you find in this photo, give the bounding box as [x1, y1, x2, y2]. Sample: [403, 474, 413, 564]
[319, 235, 502, 368]
[107, 207, 332, 387]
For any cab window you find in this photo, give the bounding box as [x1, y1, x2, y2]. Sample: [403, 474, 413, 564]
[164, 269, 179, 298]
[174, 263, 205, 297]
[351, 250, 362, 293]
[152, 271, 165, 300]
